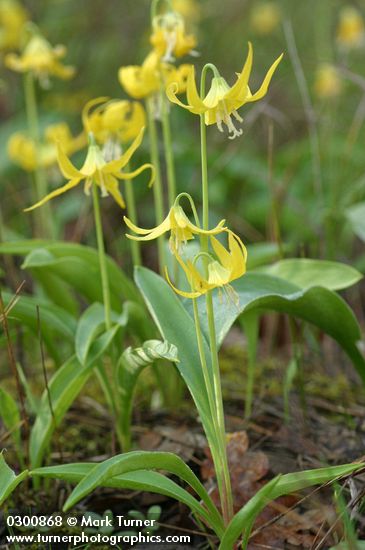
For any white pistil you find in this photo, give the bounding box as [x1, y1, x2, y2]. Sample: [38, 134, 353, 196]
[163, 30, 177, 62]
[217, 103, 244, 139]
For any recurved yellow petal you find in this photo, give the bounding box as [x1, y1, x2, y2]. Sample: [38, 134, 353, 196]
[57, 144, 82, 180]
[105, 127, 145, 173]
[24, 177, 80, 211]
[246, 53, 283, 103]
[115, 163, 155, 188]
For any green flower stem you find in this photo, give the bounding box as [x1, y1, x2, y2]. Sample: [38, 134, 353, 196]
[92, 183, 112, 331]
[192, 298, 229, 512]
[124, 163, 142, 266]
[24, 72, 53, 238]
[146, 97, 166, 274]
[160, 91, 177, 205]
[151, 0, 172, 21]
[198, 63, 233, 525]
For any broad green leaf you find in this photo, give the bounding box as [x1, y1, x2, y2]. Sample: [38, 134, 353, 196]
[75, 303, 108, 365]
[190, 273, 365, 383]
[30, 326, 119, 469]
[2, 291, 76, 360]
[75, 302, 134, 365]
[220, 463, 364, 549]
[346, 202, 365, 242]
[0, 240, 140, 304]
[134, 267, 218, 453]
[0, 453, 28, 506]
[260, 258, 362, 291]
[246, 242, 288, 270]
[31, 464, 217, 533]
[0, 388, 21, 453]
[117, 340, 179, 450]
[62, 451, 223, 534]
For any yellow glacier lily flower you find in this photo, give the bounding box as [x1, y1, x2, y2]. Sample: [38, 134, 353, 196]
[24, 128, 154, 211]
[124, 204, 226, 250]
[0, 0, 28, 51]
[167, 43, 283, 139]
[337, 6, 365, 50]
[166, 230, 247, 299]
[7, 122, 86, 172]
[119, 50, 190, 100]
[172, 0, 201, 23]
[5, 32, 75, 84]
[150, 11, 197, 61]
[83, 97, 146, 145]
[314, 64, 342, 100]
[250, 2, 281, 36]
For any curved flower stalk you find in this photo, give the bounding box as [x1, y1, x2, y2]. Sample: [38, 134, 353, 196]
[336, 6, 365, 50]
[167, 42, 283, 139]
[119, 50, 190, 100]
[0, 0, 29, 51]
[5, 31, 75, 85]
[83, 97, 146, 148]
[166, 230, 247, 300]
[151, 10, 197, 61]
[24, 128, 154, 211]
[124, 202, 226, 251]
[8, 122, 86, 172]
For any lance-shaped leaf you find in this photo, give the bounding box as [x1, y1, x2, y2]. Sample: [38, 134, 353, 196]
[62, 451, 223, 535]
[30, 325, 119, 469]
[0, 453, 28, 506]
[117, 340, 179, 450]
[31, 463, 218, 534]
[259, 258, 362, 291]
[219, 462, 364, 549]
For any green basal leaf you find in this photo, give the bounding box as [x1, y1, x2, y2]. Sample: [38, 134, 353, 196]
[0, 453, 28, 506]
[0, 388, 21, 455]
[220, 463, 364, 549]
[31, 464, 218, 534]
[0, 240, 140, 305]
[117, 340, 179, 450]
[30, 326, 119, 469]
[191, 273, 365, 383]
[2, 291, 76, 361]
[62, 451, 223, 535]
[346, 201, 365, 243]
[259, 258, 362, 291]
[134, 267, 219, 455]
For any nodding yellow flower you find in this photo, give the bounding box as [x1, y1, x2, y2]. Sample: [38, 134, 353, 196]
[7, 122, 86, 172]
[172, 0, 201, 23]
[124, 204, 226, 251]
[150, 11, 197, 62]
[314, 64, 342, 99]
[82, 97, 146, 146]
[165, 230, 247, 300]
[0, 0, 28, 51]
[24, 128, 154, 212]
[5, 32, 75, 85]
[166, 43, 283, 139]
[250, 2, 281, 35]
[337, 7, 365, 50]
[119, 50, 190, 100]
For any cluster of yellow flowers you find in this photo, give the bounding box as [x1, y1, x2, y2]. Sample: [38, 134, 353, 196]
[125, 202, 247, 299]
[5, 0, 284, 299]
[0, 0, 28, 52]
